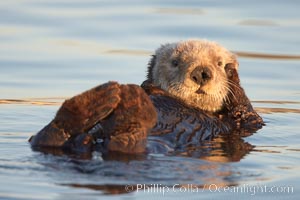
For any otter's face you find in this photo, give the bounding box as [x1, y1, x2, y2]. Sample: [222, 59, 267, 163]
[147, 40, 238, 112]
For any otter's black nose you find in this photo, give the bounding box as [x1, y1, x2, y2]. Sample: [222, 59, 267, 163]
[190, 67, 212, 85]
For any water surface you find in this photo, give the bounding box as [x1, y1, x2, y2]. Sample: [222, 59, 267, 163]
[0, 0, 299, 199]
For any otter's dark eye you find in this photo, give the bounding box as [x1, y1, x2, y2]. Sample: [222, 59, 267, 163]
[171, 59, 179, 67]
[217, 61, 223, 67]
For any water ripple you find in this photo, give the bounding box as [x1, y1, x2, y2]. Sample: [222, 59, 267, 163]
[0, 98, 64, 106]
[234, 51, 300, 60]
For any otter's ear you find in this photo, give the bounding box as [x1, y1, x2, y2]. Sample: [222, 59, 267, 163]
[225, 53, 239, 81]
[225, 62, 240, 85]
[226, 53, 239, 70]
[147, 55, 156, 83]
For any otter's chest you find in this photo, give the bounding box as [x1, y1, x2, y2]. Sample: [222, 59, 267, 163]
[146, 94, 230, 152]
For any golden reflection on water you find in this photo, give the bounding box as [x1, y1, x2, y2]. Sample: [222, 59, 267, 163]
[253, 100, 300, 104]
[0, 98, 64, 106]
[255, 107, 300, 114]
[234, 51, 300, 60]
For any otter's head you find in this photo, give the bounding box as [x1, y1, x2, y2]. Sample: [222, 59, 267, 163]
[147, 39, 238, 112]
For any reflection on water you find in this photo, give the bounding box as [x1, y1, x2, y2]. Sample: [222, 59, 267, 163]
[30, 131, 252, 195]
[238, 19, 279, 26]
[234, 51, 300, 60]
[154, 8, 205, 15]
[0, 0, 300, 199]
[256, 107, 300, 114]
[0, 98, 63, 106]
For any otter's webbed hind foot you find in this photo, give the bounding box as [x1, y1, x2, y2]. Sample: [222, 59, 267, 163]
[29, 82, 121, 149]
[29, 82, 157, 154]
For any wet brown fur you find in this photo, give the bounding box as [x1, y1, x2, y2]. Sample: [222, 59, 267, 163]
[30, 82, 157, 153]
[29, 40, 263, 155]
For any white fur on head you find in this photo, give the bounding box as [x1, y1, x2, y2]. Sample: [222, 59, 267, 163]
[148, 39, 238, 112]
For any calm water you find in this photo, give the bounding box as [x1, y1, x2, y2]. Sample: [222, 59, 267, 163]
[0, 0, 300, 199]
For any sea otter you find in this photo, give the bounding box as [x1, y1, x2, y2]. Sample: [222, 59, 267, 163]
[29, 40, 264, 154]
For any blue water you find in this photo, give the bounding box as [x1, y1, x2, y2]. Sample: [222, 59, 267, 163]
[0, 0, 299, 199]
